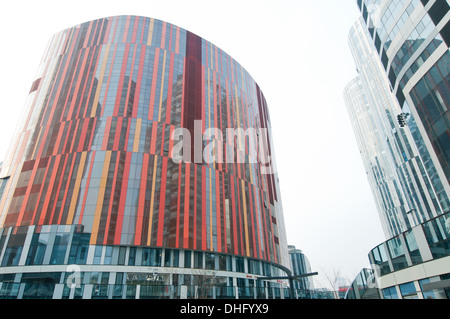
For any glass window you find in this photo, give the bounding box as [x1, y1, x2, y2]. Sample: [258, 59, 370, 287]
[387, 237, 408, 271]
[26, 233, 47, 265]
[382, 286, 399, 299]
[248, 259, 261, 275]
[404, 230, 422, 265]
[419, 278, 437, 299]
[423, 213, 450, 258]
[399, 282, 418, 299]
[142, 248, 150, 266]
[236, 257, 245, 273]
[218, 254, 227, 271]
[172, 250, 179, 267]
[1, 246, 23, 267]
[194, 251, 203, 269]
[68, 233, 89, 265]
[104, 246, 113, 265]
[371, 244, 391, 275]
[128, 247, 136, 266]
[52, 234, 70, 264]
[141, 248, 162, 267]
[164, 249, 171, 267]
[153, 249, 162, 267]
[184, 251, 191, 268]
[93, 246, 102, 265]
[205, 253, 215, 270]
[118, 247, 127, 265]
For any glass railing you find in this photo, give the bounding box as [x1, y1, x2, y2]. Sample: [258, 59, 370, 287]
[344, 268, 379, 299]
[0, 281, 334, 299]
[369, 211, 450, 277]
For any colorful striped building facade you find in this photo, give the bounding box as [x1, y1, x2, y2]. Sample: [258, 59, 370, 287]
[0, 16, 289, 299]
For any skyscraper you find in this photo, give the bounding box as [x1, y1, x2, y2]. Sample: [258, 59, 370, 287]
[345, 0, 450, 299]
[356, 0, 450, 201]
[345, 17, 449, 239]
[0, 15, 289, 299]
[288, 245, 314, 298]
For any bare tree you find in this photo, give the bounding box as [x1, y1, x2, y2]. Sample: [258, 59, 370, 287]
[189, 269, 218, 299]
[320, 266, 351, 299]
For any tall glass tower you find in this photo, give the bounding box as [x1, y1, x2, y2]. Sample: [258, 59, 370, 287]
[355, 0, 450, 200]
[288, 245, 314, 297]
[345, 17, 449, 239]
[0, 16, 289, 299]
[345, 0, 450, 299]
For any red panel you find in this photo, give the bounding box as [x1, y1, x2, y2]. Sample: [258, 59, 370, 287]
[122, 17, 130, 43]
[183, 162, 191, 249]
[202, 166, 207, 250]
[150, 122, 158, 155]
[15, 160, 39, 226]
[161, 22, 166, 49]
[38, 155, 62, 225]
[157, 157, 168, 246]
[175, 27, 180, 55]
[165, 52, 174, 124]
[183, 31, 203, 163]
[76, 151, 96, 225]
[77, 118, 90, 152]
[114, 151, 132, 244]
[193, 164, 198, 249]
[58, 152, 77, 225]
[104, 153, 120, 245]
[248, 184, 257, 258]
[230, 177, 238, 255]
[176, 162, 182, 248]
[215, 170, 222, 252]
[48, 154, 70, 224]
[221, 172, 227, 253]
[102, 117, 112, 150]
[148, 47, 160, 121]
[113, 117, 123, 151]
[134, 153, 149, 245]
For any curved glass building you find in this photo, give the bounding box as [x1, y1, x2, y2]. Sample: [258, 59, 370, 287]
[345, 0, 450, 299]
[0, 15, 289, 299]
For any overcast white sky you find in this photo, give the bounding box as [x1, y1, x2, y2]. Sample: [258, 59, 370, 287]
[0, 0, 386, 288]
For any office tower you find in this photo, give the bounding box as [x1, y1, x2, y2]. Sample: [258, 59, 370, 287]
[345, 17, 449, 239]
[345, 0, 450, 299]
[0, 16, 289, 299]
[356, 0, 450, 198]
[288, 245, 314, 298]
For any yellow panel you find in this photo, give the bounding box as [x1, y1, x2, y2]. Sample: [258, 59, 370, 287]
[241, 179, 250, 257]
[147, 155, 158, 245]
[158, 50, 167, 122]
[90, 151, 111, 244]
[209, 167, 213, 251]
[90, 44, 111, 117]
[66, 151, 88, 224]
[234, 85, 242, 151]
[133, 118, 142, 153]
[147, 18, 154, 46]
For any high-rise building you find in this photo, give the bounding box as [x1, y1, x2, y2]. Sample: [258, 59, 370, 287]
[345, 0, 450, 299]
[356, 0, 450, 197]
[345, 17, 449, 239]
[0, 15, 289, 299]
[287, 245, 314, 298]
